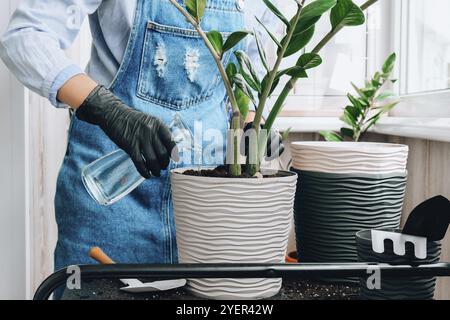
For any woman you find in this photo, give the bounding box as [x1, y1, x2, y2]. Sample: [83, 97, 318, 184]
[0, 0, 280, 297]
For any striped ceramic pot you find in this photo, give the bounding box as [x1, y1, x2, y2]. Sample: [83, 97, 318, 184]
[171, 168, 298, 300]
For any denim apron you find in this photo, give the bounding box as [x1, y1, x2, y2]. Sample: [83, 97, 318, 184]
[54, 0, 244, 276]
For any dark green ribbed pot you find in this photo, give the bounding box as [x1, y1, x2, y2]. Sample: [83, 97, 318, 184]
[293, 169, 408, 283]
[356, 229, 441, 300]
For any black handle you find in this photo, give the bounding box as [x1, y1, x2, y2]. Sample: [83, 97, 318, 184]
[33, 262, 450, 300]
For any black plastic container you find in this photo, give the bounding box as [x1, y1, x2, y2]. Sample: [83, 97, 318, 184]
[292, 168, 407, 283]
[356, 229, 441, 300]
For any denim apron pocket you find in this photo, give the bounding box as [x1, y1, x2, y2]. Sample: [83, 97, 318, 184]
[137, 21, 232, 110]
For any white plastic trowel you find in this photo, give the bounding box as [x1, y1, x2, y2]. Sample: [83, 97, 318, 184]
[371, 230, 427, 260]
[89, 247, 186, 293]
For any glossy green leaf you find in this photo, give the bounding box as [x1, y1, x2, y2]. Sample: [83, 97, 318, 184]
[345, 105, 361, 120]
[347, 93, 364, 110]
[301, 0, 337, 20]
[340, 127, 354, 139]
[262, 0, 290, 28]
[297, 53, 322, 69]
[362, 88, 376, 97]
[351, 82, 369, 101]
[235, 87, 250, 119]
[320, 131, 343, 141]
[206, 31, 223, 56]
[292, 0, 337, 36]
[233, 73, 257, 106]
[330, 0, 365, 31]
[284, 67, 308, 78]
[275, 67, 308, 83]
[235, 50, 261, 93]
[223, 31, 252, 52]
[184, 0, 207, 23]
[226, 62, 238, 81]
[340, 107, 358, 127]
[283, 25, 315, 57]
[382, 52, 397, 75]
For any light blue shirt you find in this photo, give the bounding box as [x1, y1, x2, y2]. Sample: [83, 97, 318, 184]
[0, 0, 276, 109]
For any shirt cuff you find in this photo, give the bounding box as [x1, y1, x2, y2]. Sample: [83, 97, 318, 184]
[44, 64, 84, 108]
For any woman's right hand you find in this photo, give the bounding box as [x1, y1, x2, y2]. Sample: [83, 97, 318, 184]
[75, 85, 176, 178]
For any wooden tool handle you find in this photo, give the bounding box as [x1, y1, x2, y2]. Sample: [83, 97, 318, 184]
[89, 247, 115, 264]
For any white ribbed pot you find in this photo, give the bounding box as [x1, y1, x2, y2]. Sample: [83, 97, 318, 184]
[171, 168, 298, 300]
[291, 142, 409, 174]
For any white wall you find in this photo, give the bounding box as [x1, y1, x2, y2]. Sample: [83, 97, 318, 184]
[0, 0, 91, 299]
[0, 0, 29, 299]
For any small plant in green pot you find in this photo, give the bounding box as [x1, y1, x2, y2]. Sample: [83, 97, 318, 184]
[169, 0, 379, 299]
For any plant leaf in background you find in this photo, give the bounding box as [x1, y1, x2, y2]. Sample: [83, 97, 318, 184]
[185, 0, 206, 23]
[223, 31, 252, 53]
[340, 127, 354, 139]
[206, 31, 223, 56]
[347, 93, 363, 110]
[319, 131, 343, 141]
[330, 0, 365, 30]
[375, 91, 395, 101]
[382, 52, 396, 75]
[262, 0, 291, 28]
[321, 53, 399, 142]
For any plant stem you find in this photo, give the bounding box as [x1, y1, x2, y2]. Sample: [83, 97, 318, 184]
[253, 1, 305, 131]
[169, 0, 241, 175]
[361, 0, 378, 10]
[265, 0, 379, 132]
[247, 0, 306, 176]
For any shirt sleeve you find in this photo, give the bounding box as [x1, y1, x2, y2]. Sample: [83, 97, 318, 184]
[0, 0, 103, 108]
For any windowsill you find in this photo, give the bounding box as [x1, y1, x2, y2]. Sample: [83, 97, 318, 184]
[273, 117, 450, 143]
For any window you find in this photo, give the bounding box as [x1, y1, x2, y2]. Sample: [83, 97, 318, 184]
[262, 0, 373, 116]
[251, 0, 450, 118]
[399, 0, 450, 95]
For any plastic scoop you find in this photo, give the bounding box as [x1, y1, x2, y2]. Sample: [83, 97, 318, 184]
[89, 247, 186, 293]
[402, 195, 450, 241]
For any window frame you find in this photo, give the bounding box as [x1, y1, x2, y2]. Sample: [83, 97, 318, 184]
[276, 0, 450, 119]
[391, 0, 450, 118]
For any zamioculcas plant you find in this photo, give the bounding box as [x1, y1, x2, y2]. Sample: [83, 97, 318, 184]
[320, 53, 399, 142]
[169, 0, 380, 176]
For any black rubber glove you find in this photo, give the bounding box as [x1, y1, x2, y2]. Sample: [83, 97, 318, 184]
[76, 86, 176, 178]
[243, 122, 285, 161]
